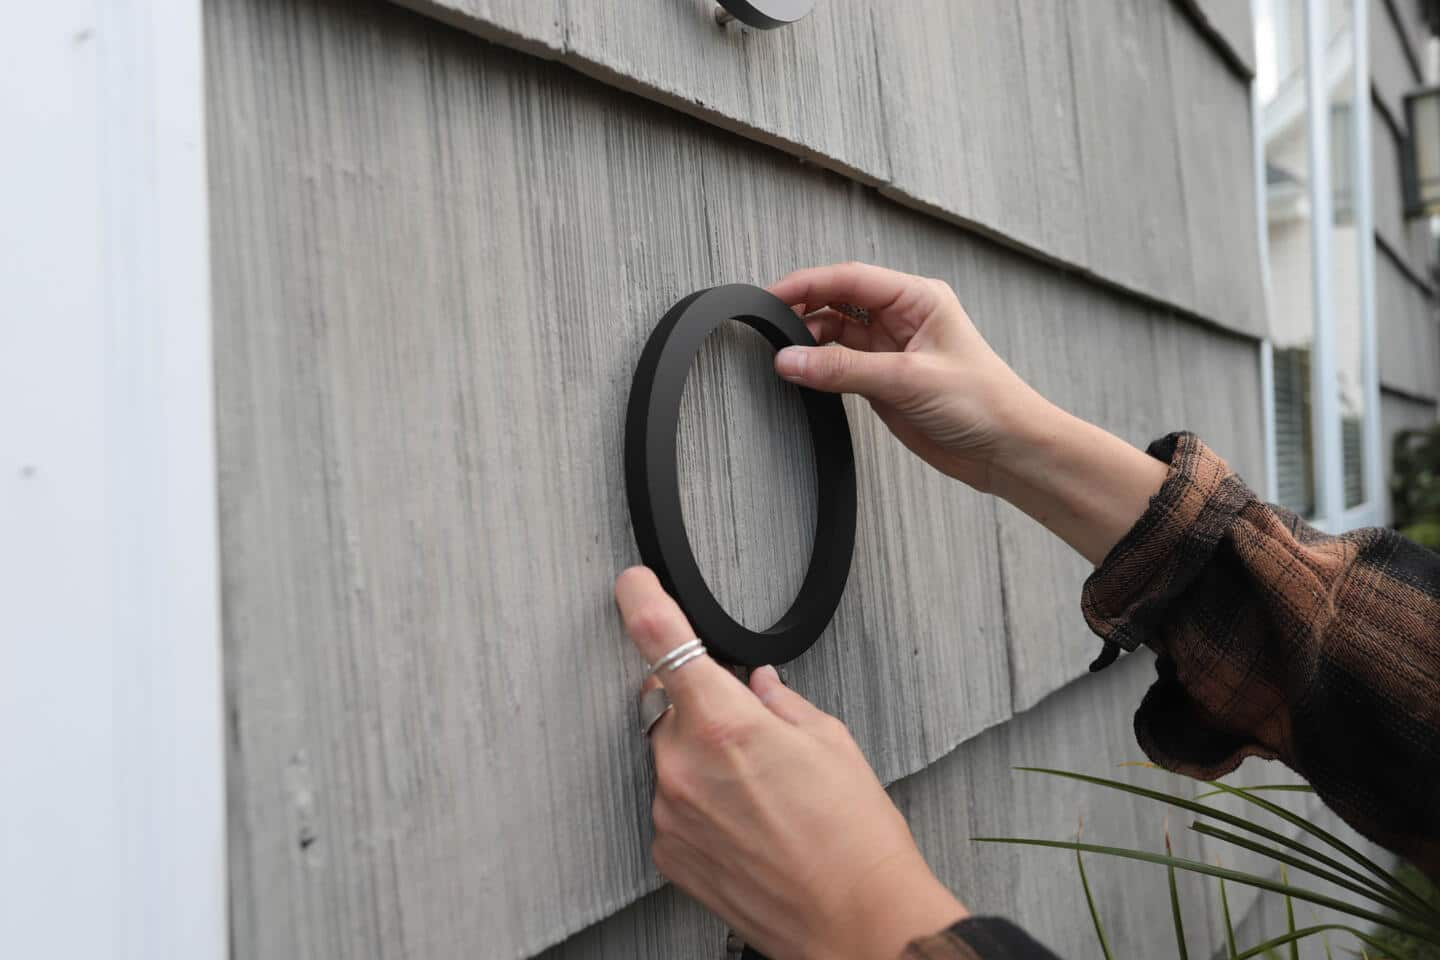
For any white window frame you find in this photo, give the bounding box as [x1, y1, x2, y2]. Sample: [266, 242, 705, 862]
[0, 5, 226, 960]
[1254, 0, 1385, 532]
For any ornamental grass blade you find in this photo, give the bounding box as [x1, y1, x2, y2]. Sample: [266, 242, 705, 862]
[970, 836, 1440, 944]
[1220, 874, 1239, 960]
[1075, 819, 1115, 960]
[1194, 784, 1315, 801]
[1014, 767, 1424, 920]
[1188, 821, 1419, 920]
[1229, 924, 1392, 960]
[1282, 866, 1299, 960]
[1197, 779, 1437, 920]
[1165, 829, 1189, 960]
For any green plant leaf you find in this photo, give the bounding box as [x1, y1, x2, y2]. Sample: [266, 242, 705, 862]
[1230, 924, 1393, 960]
[1194, 784, 1315, 801]
[1197, 779, 1438, 921]
[1075, 826, 1115, 960]
[1166, 831, 1189, 960]
[1282, 866, 1299, 960]
[971, 836, 1440, 944]
[1188, 821, 1421, 920]
[1220, 875, 1239, 960]
[1012, 767, 1433, 922]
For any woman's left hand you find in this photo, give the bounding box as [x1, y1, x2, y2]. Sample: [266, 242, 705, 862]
[616, 567, 967, 960]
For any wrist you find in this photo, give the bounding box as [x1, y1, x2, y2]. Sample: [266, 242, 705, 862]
[985, 400, 1168, 566]
[819, 853, 968, 960]
[984, 392, 1072, 502]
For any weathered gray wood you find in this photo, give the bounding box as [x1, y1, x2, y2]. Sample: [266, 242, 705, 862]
[873, 1, 1088, 267]
[994, 284, 1266, 710]
[893, 654, 1217, 959]
[376, 0, 1266, 337]
[395, 0, 890, 186]
[211, 3, 1008, 957]
[1377, 247, 1440, 400]
[404, 0, 562, 52]
[677, 321, 816, 631]
[1166, 4, 1268, 336]
[561, 0, 889, 183]
[1371, 0, 1422, 128]
[1381, 389, 1439, 523]
[543, 653, 1353, 960]
[1069, 0, 1196, 317]
[1373, 111, 1408, 261]
[1372, 110, 1435, 284]
[212, 0, 1276, 955]
[1383, 0, 1433, 72]
[541, 657, 1216, 959]
[1187, 0, 1257, 75]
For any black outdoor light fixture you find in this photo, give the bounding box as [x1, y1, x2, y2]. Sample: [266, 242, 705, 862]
[1405, 86, 1440, 218]
[624, 285, 857, 668]
[713, 0, 816, 29]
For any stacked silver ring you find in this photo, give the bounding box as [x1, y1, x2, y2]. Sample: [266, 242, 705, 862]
[647, 637, 706, 676]
[637, 639, 708, 735]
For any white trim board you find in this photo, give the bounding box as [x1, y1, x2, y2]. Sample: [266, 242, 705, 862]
[0, 4, 225, 960]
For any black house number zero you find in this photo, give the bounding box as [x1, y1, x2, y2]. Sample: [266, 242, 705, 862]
[624, 285, 857, 668]
[715, 0, 816, 30]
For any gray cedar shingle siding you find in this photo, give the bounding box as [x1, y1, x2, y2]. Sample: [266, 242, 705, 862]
[209, 0, 1271, 957]
[390, 0, 1267, 337]
[1377, 249, 1440, 400]
[541, 653, 1341, 960]
[1372, 0, 1422, 126]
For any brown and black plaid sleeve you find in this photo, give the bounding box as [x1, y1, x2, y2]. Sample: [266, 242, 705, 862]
[1082, 432, 1440, 879]
[903, 917, 1061, 960]
[902, 431, 1440, 959]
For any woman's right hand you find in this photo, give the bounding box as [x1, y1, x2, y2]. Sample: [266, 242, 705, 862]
[772, 262, 1170, 566]
[769, 262, 1049, 494]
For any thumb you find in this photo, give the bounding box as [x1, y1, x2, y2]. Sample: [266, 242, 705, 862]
[775, 344, 906, 403]
[749, 665, 827, 727]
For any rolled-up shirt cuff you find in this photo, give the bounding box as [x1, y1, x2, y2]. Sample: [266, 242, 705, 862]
[1080, 432, 1253, 670]
[903, 916, 1062, 959]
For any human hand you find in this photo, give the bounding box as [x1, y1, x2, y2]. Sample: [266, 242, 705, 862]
[769, 262, 1050, 493]
[772, 262, 1167, 565]
[616, 567, 967, 960]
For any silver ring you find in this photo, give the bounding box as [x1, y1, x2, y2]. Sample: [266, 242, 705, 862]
[638, 686, 674, 736]
[647, 638, 704, 676]
[665, 647, 707, 673]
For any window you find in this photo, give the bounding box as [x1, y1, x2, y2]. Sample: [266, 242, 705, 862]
[1327, 0, 1366, 511]
[1256, 0, 1379, 528]
[1258, 0, 1318, 516]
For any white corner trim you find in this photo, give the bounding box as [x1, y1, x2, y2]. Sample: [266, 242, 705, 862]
[1304, 0, 1344, 525]
[0, 3, 224, 959]
[1251, 1, 1281, 505]
[1353, 0, 1385, 525]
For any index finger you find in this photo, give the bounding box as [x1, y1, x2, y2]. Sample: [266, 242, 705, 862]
[614, 567, 757, 717]
[768, 262, 925, 313]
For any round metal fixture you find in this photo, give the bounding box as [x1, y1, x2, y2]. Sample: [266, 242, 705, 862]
[624, 285, 856, 668]
[713, 0, 816, 30]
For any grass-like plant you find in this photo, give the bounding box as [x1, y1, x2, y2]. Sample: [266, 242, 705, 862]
[1394, 425, 1440, 549]
[977, 767, 1440, 959]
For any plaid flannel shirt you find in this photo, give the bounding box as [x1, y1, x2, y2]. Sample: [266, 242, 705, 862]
[904, 433, 1440, 960]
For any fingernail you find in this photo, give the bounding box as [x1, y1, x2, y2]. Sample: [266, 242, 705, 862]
[776, 346, 808, 381]
[754, 664, 782, 686]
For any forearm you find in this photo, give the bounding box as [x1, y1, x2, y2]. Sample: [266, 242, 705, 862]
[988, 401, 1168, 567]
[1077, 433, 1440, 881]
